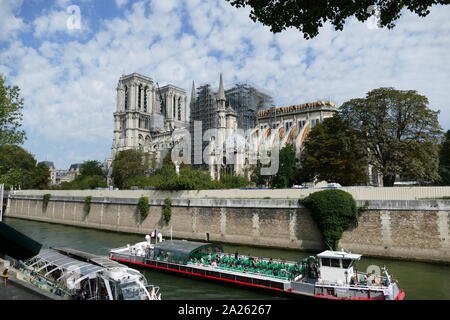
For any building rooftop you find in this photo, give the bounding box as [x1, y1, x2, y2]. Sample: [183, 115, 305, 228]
[257, 101, 337, 117]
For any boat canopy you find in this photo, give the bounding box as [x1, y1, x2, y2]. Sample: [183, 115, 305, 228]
[152, 240, 223, 264]
[52, 247, 125, 269]
[29, 249, 106, 277]
[317, 250, 362, 261]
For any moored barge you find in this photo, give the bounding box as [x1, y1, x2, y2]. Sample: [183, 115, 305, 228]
[110, 235, 405, 300]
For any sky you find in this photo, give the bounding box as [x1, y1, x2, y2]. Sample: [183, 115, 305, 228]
[1, 0, 449, 169]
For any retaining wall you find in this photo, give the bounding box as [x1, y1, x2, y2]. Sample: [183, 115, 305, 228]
[5, 194, 450, 264]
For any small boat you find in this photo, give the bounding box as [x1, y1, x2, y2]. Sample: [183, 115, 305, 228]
[10, 247, 161, 300]
[110, 235, 405, 300]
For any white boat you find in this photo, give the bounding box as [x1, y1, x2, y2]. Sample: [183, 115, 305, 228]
[110, 235, 405, 300]
[13, 247, 161, 300]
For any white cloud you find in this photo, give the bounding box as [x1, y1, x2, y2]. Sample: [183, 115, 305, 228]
[115, 0, 129, 8]
[1, 1, 449, 168]
[0, 0, 26, 42]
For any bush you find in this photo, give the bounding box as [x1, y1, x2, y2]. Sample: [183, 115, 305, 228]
[42, 194, 51, 212]
[220, 173, 252, 188]
[163, 197, 172, 224]
[299, 189, 364, 250]
[83, 196, 92, 219]
[137, 196, 150, 222]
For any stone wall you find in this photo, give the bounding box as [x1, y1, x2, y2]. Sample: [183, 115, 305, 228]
[9, 186, 450, 201]
[5, 195, 450, 264]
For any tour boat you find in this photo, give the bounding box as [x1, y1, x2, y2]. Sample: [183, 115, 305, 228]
[110, 234, 405, 300]
[11, 247, 161, 300]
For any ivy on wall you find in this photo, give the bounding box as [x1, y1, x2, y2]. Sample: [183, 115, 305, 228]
[163, 197, 172, 224]
[83, 196, 92, 219]
[138, 196, 150, 222]
[42, 194, 51, 212]
[299, 189, 366, 250]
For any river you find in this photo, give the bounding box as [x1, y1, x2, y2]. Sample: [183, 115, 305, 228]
[4, 217, 450, 300]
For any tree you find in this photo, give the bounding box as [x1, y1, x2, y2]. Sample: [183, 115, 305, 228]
[439, 130, 450, 185]
[0, 145, 50, 189]
[298, 115, 368, 186]
[79, 160, 105, 178]
[272, 144, 296, 188]
[340, 87, 442, 186]
[300, 189, 364, 250]
[0, 74, 26, 145]
[226, 1, 450, 39]
[33, 162, 51, 190]
[111, 149, 149, 189]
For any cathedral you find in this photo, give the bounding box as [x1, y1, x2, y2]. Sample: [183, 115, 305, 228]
[110, 72, 339, 182]
[111, 73, 188, 169]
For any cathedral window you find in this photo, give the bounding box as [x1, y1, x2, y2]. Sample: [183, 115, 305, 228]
[124, 86, 128, 110]
[138, 84, 142, 109]
[173, 95, 176, 118]
[178, 97, 182, 121]
[144, 86, 148, 112]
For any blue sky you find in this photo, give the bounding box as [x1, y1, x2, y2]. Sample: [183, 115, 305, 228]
[1, 0, 449, 169]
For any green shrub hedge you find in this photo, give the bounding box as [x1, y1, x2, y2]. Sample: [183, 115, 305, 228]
[83, 196, 92, 219]
[299, 189, 365, 250]
[42, 194, 51, 212]
[163, 197, 172, 224]
[138, 196, 150, 222]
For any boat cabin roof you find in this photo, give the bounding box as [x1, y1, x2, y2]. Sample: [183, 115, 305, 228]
[317, 250, 361, 261]
[30, 249, 106, 276]
[53, 247, 125, 269]
[152, 240, 223, 264]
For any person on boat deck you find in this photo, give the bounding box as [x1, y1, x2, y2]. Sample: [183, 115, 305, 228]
[2, 267, 9, 287]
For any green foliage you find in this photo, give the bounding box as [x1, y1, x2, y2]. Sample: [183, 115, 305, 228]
[226, 1, 449, 39]
[0, 74, 26, 145]
[340, 87, 442, 186]
[250, 165, 271, 187]
[220, 173, 251, 188]
[0, 145, 50, 190]
[299, 115, 368, 186]
[272, 144, 296, 188]
[83, 196, 92, 219]
[43, 194, 51, 212]
[112, 149, 151, 189]
[137, 196, 150, 222]
[439, 130, 450, 185]
[163, 197, 172, 224]
[300, 190, 364, 250]
[60, 175, 107, 190]
[58, 160, 107, 190]
[80, 161, 105, 178]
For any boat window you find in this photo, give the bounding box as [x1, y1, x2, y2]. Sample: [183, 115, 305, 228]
[342, 259, 354, 269]
[321, 258, 331, 267]
[120, 281, 143, 300]
[330, 259, 341, 268]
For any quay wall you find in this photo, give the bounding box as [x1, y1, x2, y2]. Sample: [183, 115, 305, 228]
[5, 192, 450, 264]
[9, 186, 450, 201]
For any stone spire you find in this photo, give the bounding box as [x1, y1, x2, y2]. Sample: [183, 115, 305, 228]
[190, 80, 196, 104]
[217, 73, 226, 102]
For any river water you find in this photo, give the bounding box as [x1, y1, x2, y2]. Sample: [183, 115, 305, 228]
[5, 217, 450, 300]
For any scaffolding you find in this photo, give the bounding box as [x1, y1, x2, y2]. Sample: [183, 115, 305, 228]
[225, 83, 275, 130]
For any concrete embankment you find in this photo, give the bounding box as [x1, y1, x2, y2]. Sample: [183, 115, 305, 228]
[5, 188, 450, 264]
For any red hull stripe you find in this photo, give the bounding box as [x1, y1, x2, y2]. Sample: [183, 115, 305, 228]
[112, 257, 404, 300]
[112, 257, 287, 293]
